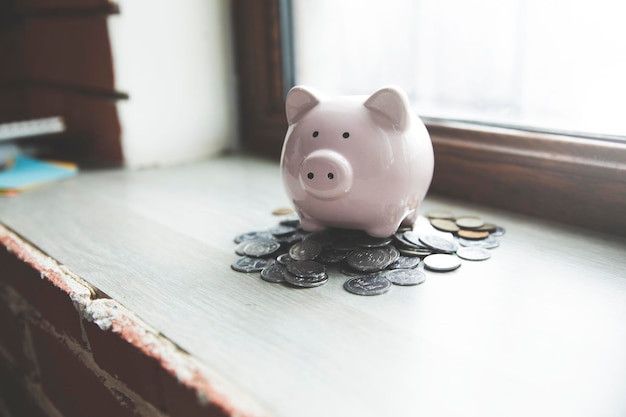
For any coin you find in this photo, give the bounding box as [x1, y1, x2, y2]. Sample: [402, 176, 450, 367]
[304, 230, 337, 246]
[430, 218, 460, 233]
[272, 207, 295, 215]
[286, 260, 326, 279]
[491, 226, 506, 237]
[344, 276, 392, 296]
[386, 269, 426, 286]
[331, 238, 358, 251]
[457, 229, 490, 240]
[418, 234, 458, 254]
[317, 248, 347, 264]
[458, 236, 500, 249]
[355, 235, 393, 248]
[284, 272, 328, 288]
[276, 253, 296, 265]
[426, 210, 455, 220]
[231, 256, 274, 273]
[260, 262, 287, 283]
[456, 247, 491, 261]
[279, 217, 301, 227]
[234, 231, 274, 244]
[455, 216, 485, 229]
[476, 223, 497, 233]
[232, 211, 505, 293]
[388, 256, 421, 270]
[346, 245, 398, 272]
[339, 267, 380, 277]
[289, 240, 322, 261]
[268, 224, 299, 237]
[423, 254, 462, 272]
[398, 247, 433, 257]
[241, 238, 281, 257]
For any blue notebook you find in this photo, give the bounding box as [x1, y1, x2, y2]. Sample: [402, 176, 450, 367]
[0, 155, 78, 196]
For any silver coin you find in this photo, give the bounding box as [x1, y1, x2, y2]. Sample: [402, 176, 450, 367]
[304, 230, 337, 246]
[455, 216, 485, 229]
[418, 234, 458, 254]
[386, 269, 426, 286]
[260, 262, 287, 283]
[402, 231, 424, 247]
[331, 238, 358, 251]
[231, 256, 274, 273]
[279, 217, 301, 227]
[339, 267, 380, 277]
[268, 224, 299, 237]
[388, 256, 421, 270]
[289, 240, 323, 261]
[276, 253, 296, 265]
[346, 246, 396, 272]
[355, 235, 393, 248]
[286, 260, 326, 278]
[284, 271, 328, 288]
[491, 226, 506, 237]
[344, 275, 392, 296]
[398, 247, 433, 257]
[456, 246, 491, 261]
[242, 238, 281, 257]
[423, 254, 462, 272]
[317, 249, 347, 264]
[274, 231, 307, 245]
[233, 231, 274, 244]
[458, 236, 500, 249]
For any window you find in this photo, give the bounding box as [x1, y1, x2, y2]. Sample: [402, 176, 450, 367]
[232, 0, 626, 235]
[293, 0, 626, 141]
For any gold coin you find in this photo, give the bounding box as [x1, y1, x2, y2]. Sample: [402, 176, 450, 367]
[430, 218, 459, 233]
[457, 229, 490, 240]
[272, 207, 295, 215]
[426, 210, 455, 220]
[477, 222, 497, 233]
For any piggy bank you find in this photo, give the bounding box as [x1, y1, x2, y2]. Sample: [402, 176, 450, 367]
[280, 86, 434, 238]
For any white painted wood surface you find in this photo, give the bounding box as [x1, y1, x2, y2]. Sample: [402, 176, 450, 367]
[1, 155, 626, 417]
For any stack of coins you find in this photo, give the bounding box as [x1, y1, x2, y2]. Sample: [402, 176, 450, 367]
[231, 210, 505, 296]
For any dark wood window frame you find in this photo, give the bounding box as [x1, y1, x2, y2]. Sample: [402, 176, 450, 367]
[232, 1, 626, 235]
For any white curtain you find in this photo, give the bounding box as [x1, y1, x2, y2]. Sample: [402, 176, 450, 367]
[293, 0, 626, 138]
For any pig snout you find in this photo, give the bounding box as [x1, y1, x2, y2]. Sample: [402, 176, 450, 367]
[299, 149, 353, 200]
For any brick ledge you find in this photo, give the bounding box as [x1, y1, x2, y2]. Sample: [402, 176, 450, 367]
[0, 223, 267, 417]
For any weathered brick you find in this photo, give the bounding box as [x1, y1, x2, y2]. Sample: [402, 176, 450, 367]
[0, 359, 52, 417]
[0, 247, 40, 299]
[160, 370, 230, 417]
[84, 320, 165, 410]
[30, 324, 140, 417]
[0, 247, 85, 344]
[0, 286, 27, 366]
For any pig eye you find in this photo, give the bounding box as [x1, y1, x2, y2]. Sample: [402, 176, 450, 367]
[312, 131, 319, 138]
[342, 132, 350, 139]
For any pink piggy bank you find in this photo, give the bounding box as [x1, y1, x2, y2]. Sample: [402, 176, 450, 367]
[280, 86, 434, 238]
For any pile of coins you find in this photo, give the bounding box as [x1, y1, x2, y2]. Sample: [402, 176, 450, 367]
[231, 210, 505, 296]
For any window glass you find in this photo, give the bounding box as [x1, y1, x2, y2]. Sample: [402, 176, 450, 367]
[293, 0, 626, 139]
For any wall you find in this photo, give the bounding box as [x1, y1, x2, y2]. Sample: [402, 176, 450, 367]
[110, 0, 237, 168]
[0, 0, 237, 167]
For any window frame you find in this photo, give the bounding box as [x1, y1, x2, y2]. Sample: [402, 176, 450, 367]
[232, 0, 626, 236]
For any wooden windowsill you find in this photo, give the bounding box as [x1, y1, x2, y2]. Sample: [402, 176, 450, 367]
[1, 155, 626, 416]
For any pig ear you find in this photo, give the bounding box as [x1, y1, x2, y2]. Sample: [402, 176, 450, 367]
[364, 86, 411, 131]
[285, 86, 321, 125]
